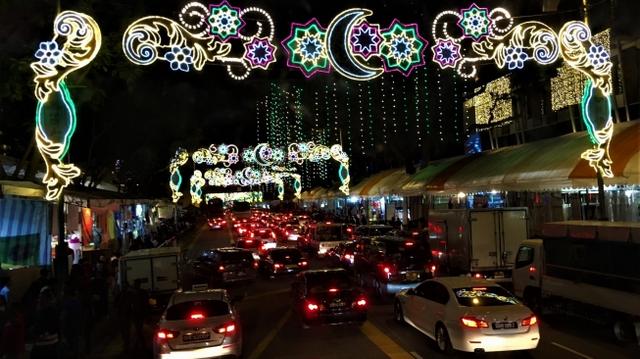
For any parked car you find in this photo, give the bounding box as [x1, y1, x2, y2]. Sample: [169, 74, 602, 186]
[354, 235, 434, 297]
[154, 289, 242, 358]
[259, 248, 308, 277]
[394, 277, 539, 354]
[291, 268, 368, 326]
[189, 248, 257, 286]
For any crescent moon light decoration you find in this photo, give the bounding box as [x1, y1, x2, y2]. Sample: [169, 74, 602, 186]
[122, 1, 277, 80]
[326, 9, 383, 81]
[433, 4, 614, 177]
[282, 9, 427, 80]
[31, 11, 102, 201]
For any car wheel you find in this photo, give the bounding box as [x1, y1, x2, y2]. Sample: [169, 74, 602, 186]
[393, 301, 405, 323]
[435, 324, 454, 355]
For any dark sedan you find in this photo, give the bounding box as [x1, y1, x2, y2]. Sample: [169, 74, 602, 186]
[259, 248, 309, 277]
[291, 268, 368, 326]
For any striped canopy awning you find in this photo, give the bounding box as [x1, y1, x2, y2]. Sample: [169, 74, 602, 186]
[0, 197, 52, 266]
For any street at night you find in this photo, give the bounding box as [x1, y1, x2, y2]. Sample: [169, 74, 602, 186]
[1, 0, 639, 358]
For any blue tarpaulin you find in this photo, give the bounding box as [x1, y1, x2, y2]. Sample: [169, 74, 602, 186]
[0, 198, 52, 266]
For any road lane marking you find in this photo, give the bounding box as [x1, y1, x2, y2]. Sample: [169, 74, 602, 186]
[551, 342, 594, 359]
[360, 321, 415, 359]
[246, 309, 291, 359]
[409, 352, 423, 359]
[245, 288, 290, 300]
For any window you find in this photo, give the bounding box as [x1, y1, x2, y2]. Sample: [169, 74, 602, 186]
[515, 246, 534, 268]
[166, 300, 230, 320]
[453, 286, 518, 307]
[433, 283, 450, 305]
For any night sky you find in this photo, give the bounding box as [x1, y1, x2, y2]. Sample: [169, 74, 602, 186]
[1, 0, 636, 196]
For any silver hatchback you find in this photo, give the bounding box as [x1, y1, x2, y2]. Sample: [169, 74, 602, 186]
[154, 289, 242, 359]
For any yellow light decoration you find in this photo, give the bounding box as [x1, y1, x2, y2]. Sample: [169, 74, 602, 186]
[551, 64, 586, 111]
[469, 75, 512, 127]
[190, 170, 206, 207]
[169, 148, 189, 202]
[205, 191, 263, 203]
[31, 11, 102, 201]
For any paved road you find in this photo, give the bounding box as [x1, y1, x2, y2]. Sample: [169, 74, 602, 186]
[182, 224, 639, 359]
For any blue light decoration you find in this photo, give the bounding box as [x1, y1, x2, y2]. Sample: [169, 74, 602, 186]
[122, 1, 276, 80]
[464, 133, 482, 154]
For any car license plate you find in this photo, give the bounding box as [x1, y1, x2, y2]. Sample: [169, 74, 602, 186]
[183, 332, 210, 342]
[330, 300, 345, 308]
[405, 272, 419, 281]
[493, 322, 517, 329]
[286, 264, 297, 269]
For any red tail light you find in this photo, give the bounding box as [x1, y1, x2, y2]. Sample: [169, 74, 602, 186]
[346, 227, 352, 233]
[250, 232, 255, 238]
[245, 239, 253, 244]
[328, 288, 339, 293]
[298, 261, 308, 267]
[306, 302, 319, 311]
[474, 273, 483, 278]
[274, 263, 282, 269]
[253, 261, 259, 268]
[189, 312, 205, 320]
[215, 321, 236, 335]
[355, 298, 367, 307]
[218, 265, 225, 272]
[529, 266, 537, 273]
[344, 254, 352, 260]
[271, 232, 276, 239]
[404, 241, 414, 246]
[157, 330, 175, 340]
[521, 315, 537, 326]
[461, 316, 489, 328]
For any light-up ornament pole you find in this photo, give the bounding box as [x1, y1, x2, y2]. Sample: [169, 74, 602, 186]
[122, 1, 276, 80]
[169, 148, 190, 202]
[432, 5, 615, 180]
[31, 11, 102, 201]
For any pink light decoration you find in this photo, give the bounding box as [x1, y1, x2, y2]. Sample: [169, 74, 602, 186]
[431, 38, 462, 69]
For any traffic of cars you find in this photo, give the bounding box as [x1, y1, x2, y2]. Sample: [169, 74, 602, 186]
[151, 207, 539, 358]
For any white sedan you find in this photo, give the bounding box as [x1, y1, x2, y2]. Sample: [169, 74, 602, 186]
[394, 277, 539, 354]
[154, 289, 242, 359]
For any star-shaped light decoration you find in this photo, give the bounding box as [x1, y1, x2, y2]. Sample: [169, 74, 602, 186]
[208, 1, 244, 41]
[281, 19, 330, 78]
[243, 36, 277, 70]
[457, 3, 491, 41]
[380, 20, 427, 76]
[350, 22, 381, 60]
[431, 38, 462, 69]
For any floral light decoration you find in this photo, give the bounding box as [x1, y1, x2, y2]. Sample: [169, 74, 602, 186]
[287, 142, 351, 195]
[206, 191, 263, 203]
[281, 19, 330, 78]
[379, 20, 427, 76]
[122, 1, 276, 80]
[457, 3, 492, 41]
[192, 144, 240, 167]
[431, 38, 461, 69]
[350, 22, 381, 60]
[208, 1, 244, 40]
[432, 5, 614, 178]
[169, 148, 190, 202]
[284, 9, 426, 80]
[31, 11, 102, 201]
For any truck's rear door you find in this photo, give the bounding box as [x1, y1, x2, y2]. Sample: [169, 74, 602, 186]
[499, 209, 528, 267]
[470, 211, 498, 269]
[125, 258, 152, 290]
[153, 255, 179, 291]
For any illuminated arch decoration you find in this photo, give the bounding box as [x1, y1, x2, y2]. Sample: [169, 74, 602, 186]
[283, 9, 426, 80]
[31, 11, 102, 201]
[432, 6, 614, 178]
[192, 143, 240, 167]
[122, 1, 276, 80]
[190, 170, 206, 206]
[287, 142, 350, 195]
[169, 148, 190, 202]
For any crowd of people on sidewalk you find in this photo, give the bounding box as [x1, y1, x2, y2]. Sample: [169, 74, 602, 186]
[0, 256, 119, 359]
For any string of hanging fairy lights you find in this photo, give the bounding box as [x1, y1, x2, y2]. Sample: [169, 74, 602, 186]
[358, 82, 365, 156]
[436, 68, 444, 142]
[422, 67, 430, 139]
[380, 76, 387, 144]
[345, 82, 354, 157]
[366, 82, 374, 153]
[413, 74, 421, 148]
[391, 77, 397, 136]
[452, 73, 460, 140]
[401, 79, 409, 137]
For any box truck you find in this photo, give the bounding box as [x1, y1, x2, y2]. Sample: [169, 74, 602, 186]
[427, 208, 529, 281]
[513, 221, 640, 343]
